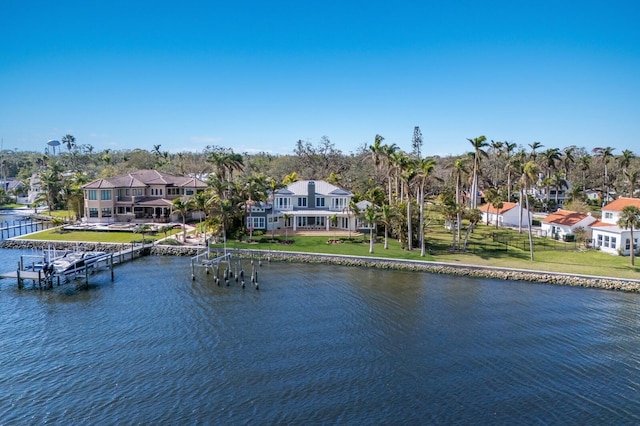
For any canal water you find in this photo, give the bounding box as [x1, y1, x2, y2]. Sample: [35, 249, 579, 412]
[1, 210, 639, 424]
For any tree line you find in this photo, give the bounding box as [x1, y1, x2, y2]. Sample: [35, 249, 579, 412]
[1, 131, 637, 256]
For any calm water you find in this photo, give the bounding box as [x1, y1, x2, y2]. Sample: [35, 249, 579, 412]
[1, 211, 640, 424]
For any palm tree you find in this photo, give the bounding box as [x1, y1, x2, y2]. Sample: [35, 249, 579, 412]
[625, 169, 640, 198]
[62, 134, 76, 153]
[484, 188, 503, 227]
[416, 158, 436, 257]
[369, 134, 385, 171]
[617, 205, 640, 266]
[528, 141, 544, 160]
[593, 146, 615, 204]
[400, 159, 417, 250]
[379, 203, 394, 249]
[450, 158, 468, 244]
[467, 136, 488, 209]
[172, 197, 192, 242]
[462, 208, 482, 251]
[382, 143, 399, 202]
[343, 199, 360, 239]
[520, 161, 539, 261]
[192, 190, 212, 239]
[503, 142, 518, 201]
[134, 223, 152, 247]
[619, 149, 635, 172]
[363, 204, 379, 254]
[550, 171, 569, 207]
[541, 148, 561, 203]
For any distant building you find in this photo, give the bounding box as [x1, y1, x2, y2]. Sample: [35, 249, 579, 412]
[590, 197, 640, 255]
[479, 202, 532, 228]
[540, 209, 596, 240]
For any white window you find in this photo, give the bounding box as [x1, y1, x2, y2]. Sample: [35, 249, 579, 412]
[597, 234, 603, 246]
[298, 197, 307, 207]
[247, 217, 265, 229]
[604, 212, 613, 219]
[612, 237, 617, 249]
[316, 197, 325, 207]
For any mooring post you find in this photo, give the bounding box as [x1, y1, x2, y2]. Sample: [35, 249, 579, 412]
[110, 254, 114, 281]
[17, 264, 22, 289]
[85, 263, 89, 288]
[191, 259, 195, 281]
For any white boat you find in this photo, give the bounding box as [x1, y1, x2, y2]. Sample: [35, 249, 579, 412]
[52, 251, 107, 274]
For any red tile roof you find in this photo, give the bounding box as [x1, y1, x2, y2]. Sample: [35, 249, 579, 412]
[478, 201, 519, 214]
[590, 219, 614, 227]
[602, 197, 640, 211]
[541, 209, 592, 226]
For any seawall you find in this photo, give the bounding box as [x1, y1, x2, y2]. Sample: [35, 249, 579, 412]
[3, 239, 640, 292]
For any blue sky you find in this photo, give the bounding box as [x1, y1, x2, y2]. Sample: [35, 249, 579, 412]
[1, 1, 639, 157]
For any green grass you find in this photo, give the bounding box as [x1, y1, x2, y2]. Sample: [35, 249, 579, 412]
[0, 203, 24, 209]
[16, 221, 640, 280]
[16, 228, 176, 244]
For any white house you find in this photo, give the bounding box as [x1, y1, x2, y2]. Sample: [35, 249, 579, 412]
[540, 209, 596, 240]
[591, 197, 640, 255]
[272, 180, 356, 231]
[479, 202, 532, 228]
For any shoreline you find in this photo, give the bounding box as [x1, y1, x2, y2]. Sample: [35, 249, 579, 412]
[2, 239, 640, 293]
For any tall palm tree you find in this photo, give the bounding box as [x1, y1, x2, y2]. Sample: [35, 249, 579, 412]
[342, 199, 360, 239]
[382, 143, 399, 202]
[192, 190, 212, 238]
[593, 146, 615, 204]
[619, 149, 636, 172]
[451, 158, 468, 244]
[503, 142, 518, 201]
[624, 169, 639, 198]
[62, 134, 76, 153]
[379, 203, 394, 250]
[579, 154, 592, 194]
[520, 161, 539, 261]
[617, 205, 640, 266]
[416, 158, 436, 256]
[550, 171, 569, 207]
[490, 140, 504, 187]
[562, 146, 576, 176]
[172, 197, 192, 242]
[528, 141, 544, 160]
[400, 159, 417, 250]
[467, 136, 488, 209]
[369, 134, 385, 171]
[363, 204, 379, 254]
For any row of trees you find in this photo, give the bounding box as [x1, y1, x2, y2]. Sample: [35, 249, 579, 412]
[2, 132, 639, 260]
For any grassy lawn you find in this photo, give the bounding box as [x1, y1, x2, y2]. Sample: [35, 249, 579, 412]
[14, 221, 640, 280]
[16, 227, 177, 244]
[0, 203, 25, 209]
[213, 224, 640, 280]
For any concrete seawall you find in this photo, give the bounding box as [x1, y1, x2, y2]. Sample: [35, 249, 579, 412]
[3, 239, 639, 292]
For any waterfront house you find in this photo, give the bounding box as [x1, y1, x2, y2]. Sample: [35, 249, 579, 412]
[590, 197, 640, 255]
[82, 170, 207, 223]
[540, 209, 596, 240]
[247, 180, 356, 233]
[479, 202, 532, 228]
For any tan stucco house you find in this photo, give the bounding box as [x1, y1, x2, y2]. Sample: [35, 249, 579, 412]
[82, 170, 207, 223]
